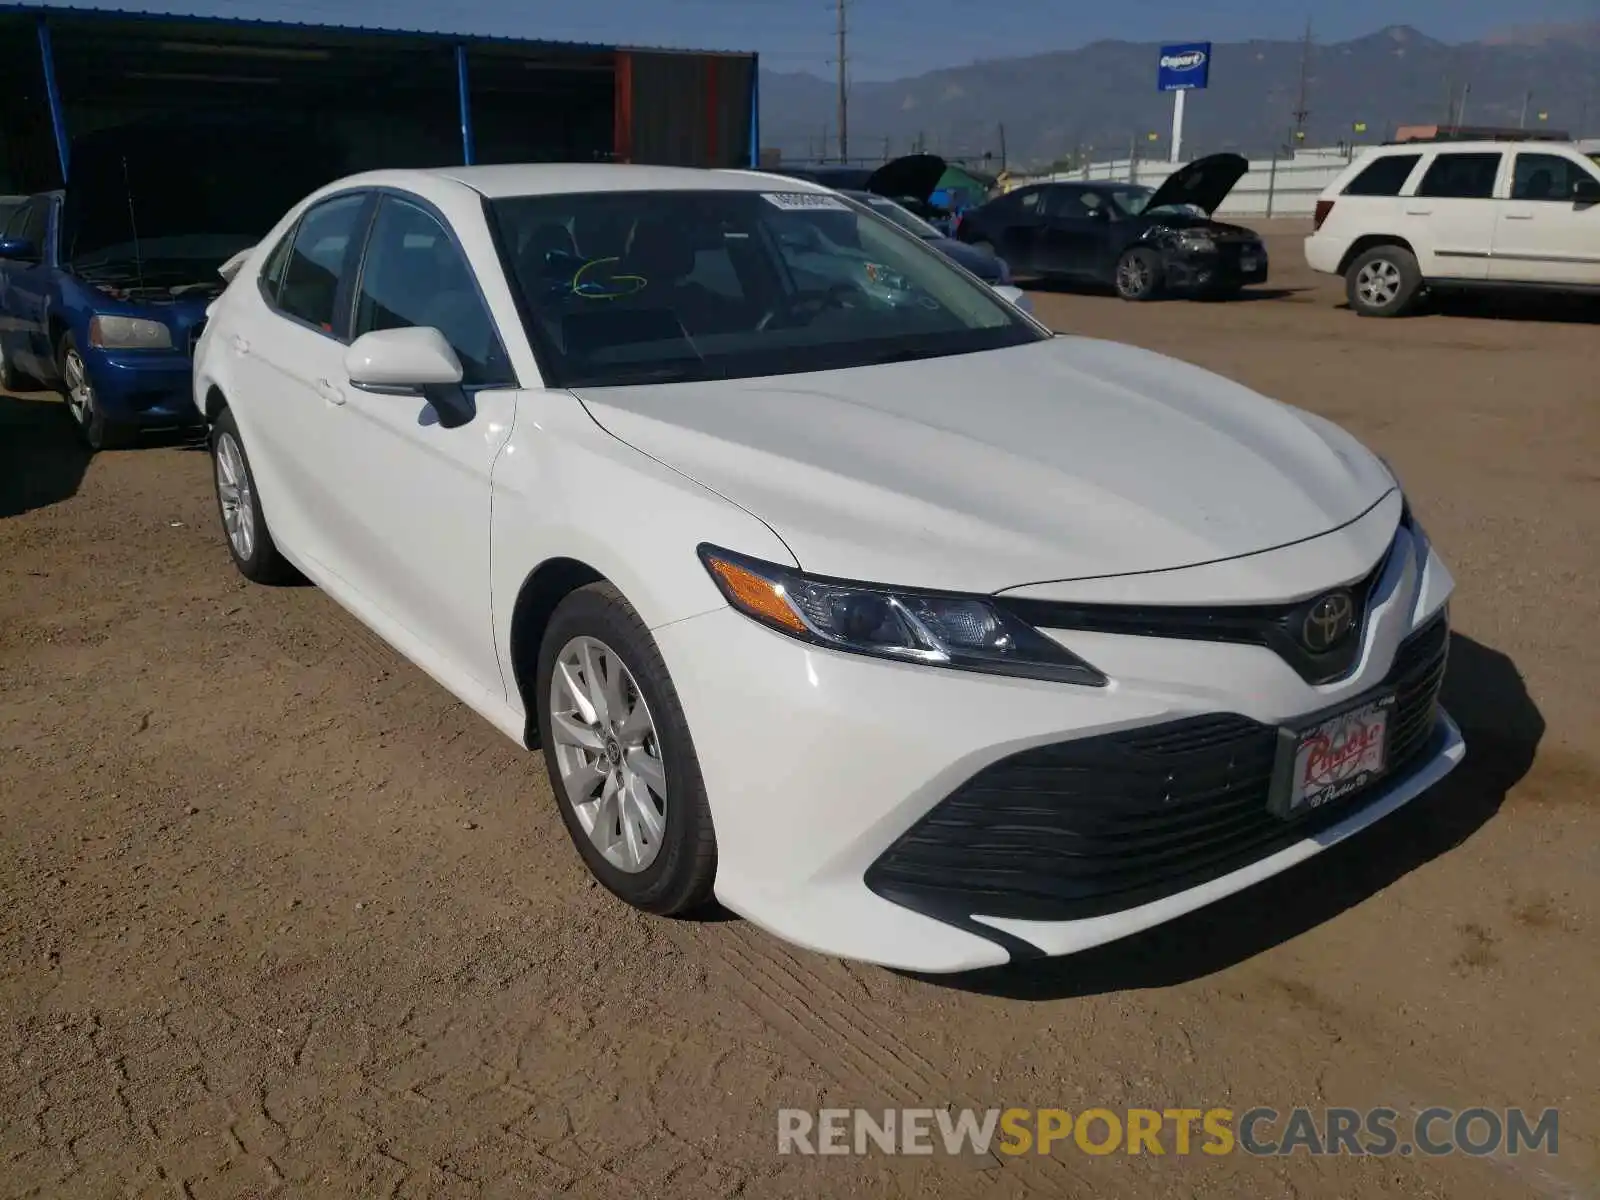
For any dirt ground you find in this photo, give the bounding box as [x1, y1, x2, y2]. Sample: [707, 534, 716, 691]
[2, 234, 1597, 1199]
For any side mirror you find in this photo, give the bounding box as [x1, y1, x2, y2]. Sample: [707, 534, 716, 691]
[345, 327, 472, 428]
[0, 236, 38, 261]
[1573, 177, 1600, 203]
[345, 326, 464, 390]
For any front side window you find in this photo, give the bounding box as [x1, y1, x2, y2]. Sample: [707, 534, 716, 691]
[1344, 153, 1421, 197]
[488, 188, 1045, 389]
[1416, 153, 1501, 200]
[352, 196, 513, 386]
[1511, 154, 1594, 201]
[275, 193, 367, 333]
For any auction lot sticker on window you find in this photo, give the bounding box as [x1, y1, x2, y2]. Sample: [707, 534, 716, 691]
[762, 192, 851, 211]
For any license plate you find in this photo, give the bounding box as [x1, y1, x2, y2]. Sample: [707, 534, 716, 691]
[1269, 693, 1395, 818]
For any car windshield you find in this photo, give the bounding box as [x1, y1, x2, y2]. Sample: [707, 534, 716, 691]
[844, 191, 942, 239]
[1107, 186, 1206, 219]
[488, 188, 1045, 389]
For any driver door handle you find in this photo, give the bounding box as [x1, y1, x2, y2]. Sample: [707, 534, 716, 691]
[315, 378, 346, 406]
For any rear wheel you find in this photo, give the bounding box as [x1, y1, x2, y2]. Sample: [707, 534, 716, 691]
[60, 334, 132, 451]
[1115, 248, 1164, 301]
[1346, 245, 1422, 317]
[537, 582, 717, 916]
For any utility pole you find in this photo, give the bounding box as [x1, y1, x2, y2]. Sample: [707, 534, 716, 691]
[998, 123, 1008, 170]
[1519, 90, 1532, 129]
[1455, 82, 1471, 128]
[1291, 16, 1313, 147]
[835, 0, 849, 163]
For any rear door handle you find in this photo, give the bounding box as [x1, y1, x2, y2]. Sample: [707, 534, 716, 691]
[1403, 206, 1433, 216]
[230, 334, 250, 355]
[315, 378, 346, 406]
[1503, 211, 1534, 220]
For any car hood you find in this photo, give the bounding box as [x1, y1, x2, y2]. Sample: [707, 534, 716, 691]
[931, 236, 1003, 280]
[1144, 152, 1250, 216]
[865, 153, 948, 204]
[63, 116, 346, 263]
[571, 337, 1395, 595]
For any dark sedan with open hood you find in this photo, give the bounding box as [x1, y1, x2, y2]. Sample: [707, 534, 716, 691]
[953, 153, 1268, 300]
[0, 115, 343, 447]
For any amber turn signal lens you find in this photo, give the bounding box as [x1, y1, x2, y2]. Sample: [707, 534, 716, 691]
[705, 556, 808, 635]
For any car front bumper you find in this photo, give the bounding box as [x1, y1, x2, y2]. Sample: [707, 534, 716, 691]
[1165, 244, 1270, 292]
[653, 522, 1460, 973]
[85, 348, 203, 428]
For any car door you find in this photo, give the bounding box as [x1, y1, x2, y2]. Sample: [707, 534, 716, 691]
[1035, 186, 1112, 279]
[1402, 151, 1502, 281]
[983, 188, 1048, 275]
[0, 196, 59, 379]
[1489, 151, 1600, 285]
[326, 192, 519, 697]
[226, 190, 374, 572]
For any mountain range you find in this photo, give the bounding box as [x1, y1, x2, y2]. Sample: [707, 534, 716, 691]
[758, 23, 1600, 168]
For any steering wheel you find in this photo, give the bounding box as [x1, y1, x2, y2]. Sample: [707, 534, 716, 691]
[758, 282, 861, 331]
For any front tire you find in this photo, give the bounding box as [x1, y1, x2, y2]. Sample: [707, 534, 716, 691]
[537, 582, 717, 916]
[1115, 248, 1164, 301]
[60, 334, 133, 451]
[1346, 245, 1422, 317]
[210, 407, 298, 584]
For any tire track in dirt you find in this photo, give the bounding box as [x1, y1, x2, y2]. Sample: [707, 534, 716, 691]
[668, 920, 1119, 1198]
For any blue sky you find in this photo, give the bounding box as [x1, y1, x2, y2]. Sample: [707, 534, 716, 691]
[22, 0, 1600, 79]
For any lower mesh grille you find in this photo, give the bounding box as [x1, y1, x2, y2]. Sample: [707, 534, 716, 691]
[864, 615, 1450, 924]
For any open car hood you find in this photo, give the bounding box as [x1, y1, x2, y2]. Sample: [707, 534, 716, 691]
[62, 116, 346, 265]
[865, 154, 948, 205]
[1143, 152, 1249, 216]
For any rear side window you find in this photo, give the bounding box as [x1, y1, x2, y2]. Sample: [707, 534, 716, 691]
[1416, 153, 1501, 200]
[258, 227, 296, 300]
[1511, 154, 1593, 201]
[1343, 154, 1421, 197]
[275, 193, 368, 334]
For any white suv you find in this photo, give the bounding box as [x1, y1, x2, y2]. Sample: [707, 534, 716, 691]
[1304, 139, 1600, 316]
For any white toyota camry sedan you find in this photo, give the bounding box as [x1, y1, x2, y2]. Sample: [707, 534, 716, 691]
[192, 163, 1464, 973]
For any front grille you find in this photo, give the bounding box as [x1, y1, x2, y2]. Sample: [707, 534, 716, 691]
[864, 613, 1450, 925]
[997, 532, 1397, 686]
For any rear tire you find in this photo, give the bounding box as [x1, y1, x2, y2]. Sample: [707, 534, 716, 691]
[210, 407, 299, 584]
[1346, 245, 1422, 317]
[536, 582, 717, 917]
[1114, 248, 1164, 301]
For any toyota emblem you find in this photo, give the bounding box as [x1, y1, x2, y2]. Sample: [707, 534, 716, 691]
[1302, 591, 1356, 652]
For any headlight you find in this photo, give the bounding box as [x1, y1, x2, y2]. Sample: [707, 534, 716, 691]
[88, 315, 173, 350]
[1176, 232, 1216, 253]
[698, 546, 1106, 687]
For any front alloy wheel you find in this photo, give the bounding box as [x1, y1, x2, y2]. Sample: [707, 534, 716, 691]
[548, 635, 668, 874]
[536, 582, 716, 915]
[59, 335, 131, 451]
[1115, 248, 1163, 301]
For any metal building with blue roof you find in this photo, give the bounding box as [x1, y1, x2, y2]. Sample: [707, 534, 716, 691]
[0, 3, 761, 193]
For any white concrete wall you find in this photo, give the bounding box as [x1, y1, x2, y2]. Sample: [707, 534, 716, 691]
[1023, 146, 1367, 217]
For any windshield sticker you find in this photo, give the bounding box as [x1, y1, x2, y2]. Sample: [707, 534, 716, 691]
[571, 257, 648, 300]
[762, 192, 851, 212]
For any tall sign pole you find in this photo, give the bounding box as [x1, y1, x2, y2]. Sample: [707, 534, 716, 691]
[1157, 42, 1211, 164]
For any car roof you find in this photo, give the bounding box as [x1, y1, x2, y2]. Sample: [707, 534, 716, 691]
[333, 163, 834, 199]
[1374, 140, 1581, 153]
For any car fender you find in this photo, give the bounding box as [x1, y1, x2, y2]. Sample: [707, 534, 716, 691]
[488, 388, 796, 699]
